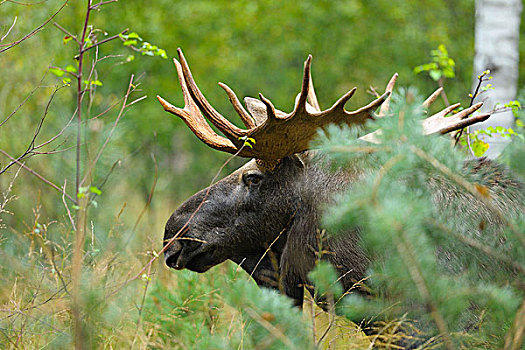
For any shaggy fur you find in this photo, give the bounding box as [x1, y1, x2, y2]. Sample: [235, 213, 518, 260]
[164, 155, 524, 306]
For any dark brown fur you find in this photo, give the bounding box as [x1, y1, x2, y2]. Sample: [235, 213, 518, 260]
[164, 155, 524, 306]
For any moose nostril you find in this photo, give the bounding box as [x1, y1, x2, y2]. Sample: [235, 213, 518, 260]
[165, 249, 182, 269]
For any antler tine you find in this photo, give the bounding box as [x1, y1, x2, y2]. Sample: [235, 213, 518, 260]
[359, 76, 490, 143]
[330, 88, 358, 111]
[218, 82, 256, 128]
[307, 64, 321, 112]
[378, 73, 398, 117]
[423, 87, 443, 108]
[434, 113, 490, 134]
[177, 49, 245, 145]
[293, 55, 313, 114]
[157, 59, 237, 154]
[349, 90, 390, 118]
[422, 102, 487, 135]
[161, 51, 397, 161]
[259, 93, 278, 120]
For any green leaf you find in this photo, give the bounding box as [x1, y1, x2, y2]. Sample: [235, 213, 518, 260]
[123, 39, 137, 46]
[239, 136, 256, 148]
[65, 65, 77, 73]
[49, 68, 65, 77]
[481, 84, 493, 91]
[413, 63, 437, 74]
[84, 80, 103, 86]
[125, 55, 135, 62]
[89, 186, 102, 195]
[84, 36, 93, 47]
[471, 139, 489, 157]
[156, 48, 168, 59]
[429, 69, 442, 81]
[127, 32, 142, 40]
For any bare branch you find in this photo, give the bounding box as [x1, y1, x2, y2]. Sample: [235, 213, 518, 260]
[0, 0, 68, 53]
[90, 0, 118, 10]
[53, 22, 81, 45]
[0, 85, 63, 175]
[1, 0, 46, 5]
[62, 180, 76, 230]
[0, 150, 77, 204]
[0, 16, 17, 42]
[81, 28, 128, 53]
[80, 75, 141, 186]
[0, 70, 48, 127]
[48, 65, 79, 79]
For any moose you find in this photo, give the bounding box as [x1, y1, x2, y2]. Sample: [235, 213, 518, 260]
[157, 49, 523, 308]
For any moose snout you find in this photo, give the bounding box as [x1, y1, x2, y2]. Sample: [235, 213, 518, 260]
[164, 238, 203, 270]
[164, 240, 183, 269]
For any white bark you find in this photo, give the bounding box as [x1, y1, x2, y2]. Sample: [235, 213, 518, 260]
[471, 0, 522, 158]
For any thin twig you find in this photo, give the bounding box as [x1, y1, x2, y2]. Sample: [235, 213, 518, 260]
[81, 28, 128, 54]
[0, 16, 17, 42]
[245, 307, 295, 348]
[109, 145, 248, 297]
[454, 70, 490, 146]
[0, 70, 48, 127]
[0, 85, 63, 176]
[0, 1, 68, 53]
[53, 22, 81, 45]
[75, 0, 92, 197]
[71, 3, 93, 349]
[0, 150, 77, 204]
[48, 65, 79, 79]
[130, 256, 153, 350]
[437, 78, 450, 107]
[132, 153, 157, 232]
[394, 232, 455, 350]
[90, 0, 118, 10]
[80, 74, 138, 186]
[62, 180, 76, 230]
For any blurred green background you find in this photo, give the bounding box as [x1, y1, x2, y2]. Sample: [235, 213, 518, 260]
[2, 0, 524, 228]
[0, 1, 524, 347]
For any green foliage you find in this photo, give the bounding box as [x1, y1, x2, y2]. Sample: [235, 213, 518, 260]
[463, 98, 525, 157]
[1, 0, 525, 348]
[414, 44, 455, 81]
[319, 90, 524, 348]
[308, 260, 343, 301]
[143, 265, 313, 349]
[119, 32, 168, 58]
[239, 135, 256, 149]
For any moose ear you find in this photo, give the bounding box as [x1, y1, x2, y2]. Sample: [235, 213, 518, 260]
[245, 97, 289, 126]
[244, 97, 267, 126]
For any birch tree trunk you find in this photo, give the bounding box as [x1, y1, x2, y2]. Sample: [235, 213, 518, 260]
[471, 0, 522, 158]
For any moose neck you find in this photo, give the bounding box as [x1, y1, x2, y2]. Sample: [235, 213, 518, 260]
[230, 213, 293, 290]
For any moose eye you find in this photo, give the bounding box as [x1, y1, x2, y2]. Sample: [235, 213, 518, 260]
[242, 171, 263, 187]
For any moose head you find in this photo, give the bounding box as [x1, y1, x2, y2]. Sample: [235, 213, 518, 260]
[157, 49, 489, 305]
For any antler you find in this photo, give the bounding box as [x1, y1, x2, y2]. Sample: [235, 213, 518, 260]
[157, 49, 389, 161]
[360, 76, 490, 143]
